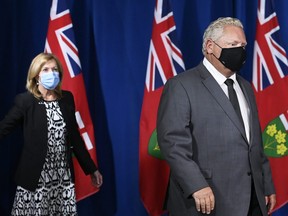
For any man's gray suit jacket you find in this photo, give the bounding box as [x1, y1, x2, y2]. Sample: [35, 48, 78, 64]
[157, 62, 275, 216]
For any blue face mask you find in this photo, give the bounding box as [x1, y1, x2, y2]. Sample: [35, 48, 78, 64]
[39, 71, 60, 90]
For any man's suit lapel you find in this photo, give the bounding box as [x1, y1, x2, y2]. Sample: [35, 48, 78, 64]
[198, 64, 248, 143]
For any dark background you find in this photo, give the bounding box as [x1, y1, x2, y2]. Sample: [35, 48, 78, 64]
[0, 0, 288, 215]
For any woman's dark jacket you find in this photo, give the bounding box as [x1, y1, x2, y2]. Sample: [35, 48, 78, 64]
[0, 90, 97, 191]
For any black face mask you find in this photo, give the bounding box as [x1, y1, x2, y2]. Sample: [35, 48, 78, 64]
[213, 42, 247, 71]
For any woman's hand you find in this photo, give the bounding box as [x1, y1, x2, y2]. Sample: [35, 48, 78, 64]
[90, 170, 103, 188]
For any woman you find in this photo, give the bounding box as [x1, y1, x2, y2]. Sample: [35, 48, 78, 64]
[0, 53, 103, 215]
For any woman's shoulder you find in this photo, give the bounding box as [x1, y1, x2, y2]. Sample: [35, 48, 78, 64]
[11, 92, 37, 110]
[60, 90, 75, 105]
[14, 91, 35, 103]
[61, 90, 73, 97]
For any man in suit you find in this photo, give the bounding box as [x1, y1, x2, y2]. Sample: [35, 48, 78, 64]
[157, 17, 276, 216]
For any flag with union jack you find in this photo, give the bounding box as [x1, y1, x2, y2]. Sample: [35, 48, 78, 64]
[45, 0, 99, 201]
[252, 0, 288, 212]
[139, 0, 185, 215]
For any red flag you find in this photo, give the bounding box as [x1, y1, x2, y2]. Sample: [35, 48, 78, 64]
[139, 0, 185, 215]
[252, 0, 288, 211]
[45, 0, 99, 201]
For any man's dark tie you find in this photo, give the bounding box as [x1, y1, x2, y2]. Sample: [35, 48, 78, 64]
[224, 79, 245, 128]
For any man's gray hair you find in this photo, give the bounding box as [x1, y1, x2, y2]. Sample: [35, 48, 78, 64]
[202, 17, 244, 55]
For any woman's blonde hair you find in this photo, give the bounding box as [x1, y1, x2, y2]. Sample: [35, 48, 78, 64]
[202, 17, 244, 55]
[26, 52, 63, 99]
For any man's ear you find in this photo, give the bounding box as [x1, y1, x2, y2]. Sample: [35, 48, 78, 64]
[206, 39, 214, 54]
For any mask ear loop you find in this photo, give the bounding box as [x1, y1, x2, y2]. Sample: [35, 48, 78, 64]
[212, 40, 223, 49]
[210, 41, 222, 61]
